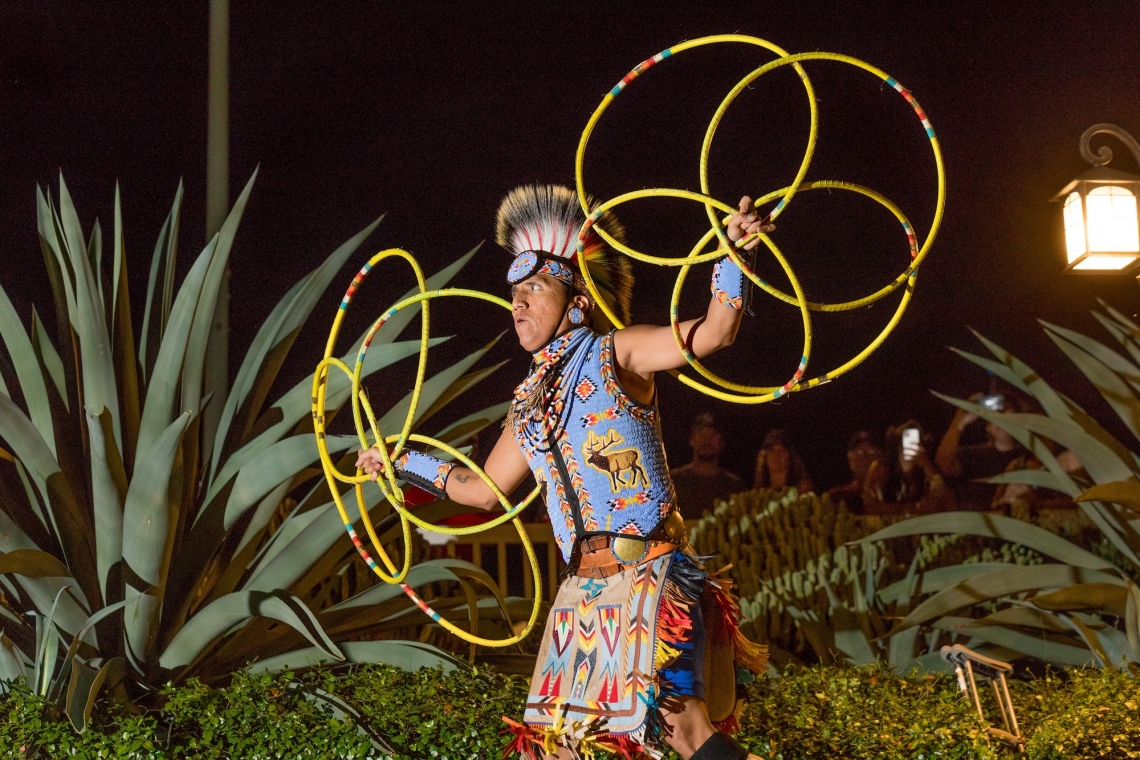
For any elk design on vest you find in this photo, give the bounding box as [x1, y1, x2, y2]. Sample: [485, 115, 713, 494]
[582, 429, 650, 493]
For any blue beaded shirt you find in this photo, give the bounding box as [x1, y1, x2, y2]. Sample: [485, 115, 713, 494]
[508, 327, 677, 561]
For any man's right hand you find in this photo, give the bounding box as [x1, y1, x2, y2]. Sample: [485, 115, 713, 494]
[355, 446, 386, 481]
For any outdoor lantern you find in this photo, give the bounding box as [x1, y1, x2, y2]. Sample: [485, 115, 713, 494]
[1054, 124, 1140, 273]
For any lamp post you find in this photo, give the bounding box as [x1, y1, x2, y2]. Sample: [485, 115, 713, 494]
[1053, 123, 1140, 273]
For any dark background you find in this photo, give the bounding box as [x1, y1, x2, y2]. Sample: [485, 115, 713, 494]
[3, 2, 1140, 491]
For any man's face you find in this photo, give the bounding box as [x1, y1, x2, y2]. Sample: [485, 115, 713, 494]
[511, 273, 569, 352]
[690, 426, 723, 460]
[847, 442, 882, 480]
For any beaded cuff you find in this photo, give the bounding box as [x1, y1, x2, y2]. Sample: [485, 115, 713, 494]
[711, 253, 753, 310]
[394, 450, 456, 499]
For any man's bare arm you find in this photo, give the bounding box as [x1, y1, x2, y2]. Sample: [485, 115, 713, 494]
[614, 196, 772, 377]
[444, 430, 532, 510]
[356, 428, 532, 511]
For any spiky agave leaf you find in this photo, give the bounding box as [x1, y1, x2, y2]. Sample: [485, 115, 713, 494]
[0, 173, 519, 731]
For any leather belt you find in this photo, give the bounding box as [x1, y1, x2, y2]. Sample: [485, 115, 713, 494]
[570, 510, 688, 579]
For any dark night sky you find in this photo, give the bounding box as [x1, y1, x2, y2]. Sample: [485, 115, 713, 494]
[3, 2, 1140, 490]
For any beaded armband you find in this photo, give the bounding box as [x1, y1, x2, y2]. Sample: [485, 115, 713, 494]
[711, 251, 755, 311]
[394, 450, 456, 500]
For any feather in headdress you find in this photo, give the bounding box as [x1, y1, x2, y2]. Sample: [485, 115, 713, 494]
[496, 184, 633, 330]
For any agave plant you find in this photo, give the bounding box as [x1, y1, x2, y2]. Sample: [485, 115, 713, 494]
[860, 301, 1140, 670]
[690, 487, 1045, 671]
[0, 173, 522, 730]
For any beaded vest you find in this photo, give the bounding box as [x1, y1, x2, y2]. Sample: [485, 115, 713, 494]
[508, 327, 676, 561]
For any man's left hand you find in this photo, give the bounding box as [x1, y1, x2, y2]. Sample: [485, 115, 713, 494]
[727, 195, 776, 250]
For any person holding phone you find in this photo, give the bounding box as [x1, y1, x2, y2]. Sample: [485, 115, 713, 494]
[863, 420, 950, 512]
[935, 392, 1027, 510]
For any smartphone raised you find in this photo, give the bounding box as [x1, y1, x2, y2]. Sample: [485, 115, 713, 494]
[901, 427, 920, 461]
[980, 394, 1005, 412]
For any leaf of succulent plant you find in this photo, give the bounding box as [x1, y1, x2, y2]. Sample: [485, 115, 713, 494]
[111, 184, 124, 334]
[0, 283, 57, 459]
[87, 220, 104, 313]
[878, 563, 1012, 605]
[1126, 582, 1140, 659]
[985, 469, 1067, 491]
[245, 498, 326, 574]
[136, 238, 216, 457]
[57, 177, 123, 451]
[1076, 479, 1140, 515]
[158, 589, 343, 670]
[886, 556, 920, 668]
[966, 605, 1073, 633]
[138, 188, 178, 384]
[0, 394, 98, 605]
[48, 598, 134, 703]
[86, 407, 125, 601]
[0, 549, 70, 578]
[376, 339, 500, 449]
[122, 412, 191, 587]
[412, 361, 509, 433]
[934, 615, 1097, 667]
[208, 217, 384, 481]
[32, 585, 69, 694]
[243, 502, 359, 594]
[182, 170, 257, 421]
[370, 243, 481, 348]
[222, 433, 355, 531]
[1045, 319, 1140, 389]
[430, 401, 512, 449]
[831, 605, 877, 666]
[240, 242, 480, 441]
[941, 395, 1140, 563]
[109, 236, 141, 469]
[1058, 613, 1111, 667]
[324, 561, 477, 612]
[1097, 297, 1140, 338]
[233, 479, 293, 557]
[949, 347, 1030, 394]
[22, 578, 88, 639]
[65, 655, 124, 733]
[1027, 582, 1128, 615]
[970, 328, 1072, 419]
[890, 565, 1124, 636]
[1092, 624, 1139, 665]
[30, 308, 68, 410]
[0, 499, 41, 555]
[1043, 322, 1140, 444]
[863, 511, 1113, 570]
[36, 187, 78, 327]
[247, 640, 461, 675]
[1092, 309, 1134, 347]
[936, 393, 1133, 483]
[0, 632, 27, 682]
[205, 338, 442, 506]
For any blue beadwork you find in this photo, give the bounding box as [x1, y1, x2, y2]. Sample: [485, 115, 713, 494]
[509, 328, 676, 561]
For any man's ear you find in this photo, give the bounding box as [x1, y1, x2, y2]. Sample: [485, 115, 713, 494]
[573, 293, 592, 312]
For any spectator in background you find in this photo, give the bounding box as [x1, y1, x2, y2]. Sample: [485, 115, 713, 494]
[753, 429, 814, 494]
[864, 420, 951, 513]
[935, 392, 1027, 510]
[670, 412, 747, 519]
[827, 430, 885, 514]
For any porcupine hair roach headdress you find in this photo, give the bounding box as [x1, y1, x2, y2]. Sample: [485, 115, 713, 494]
[496, 184, 633, 332]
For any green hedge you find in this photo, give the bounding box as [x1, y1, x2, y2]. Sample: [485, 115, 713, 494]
[2, 664, 1138, 759]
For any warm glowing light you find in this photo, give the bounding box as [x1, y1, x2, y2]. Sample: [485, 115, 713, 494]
[1063, 191, 1086, 263]
[1073, 255, 1135, 271]
[1085, 185, 1140, 253]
